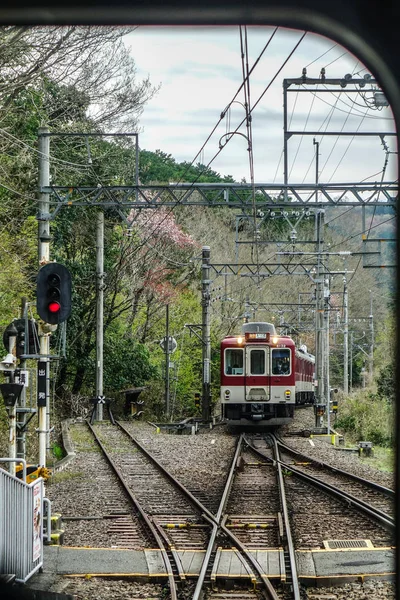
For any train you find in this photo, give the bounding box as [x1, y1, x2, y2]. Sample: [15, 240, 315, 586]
[220, 322, 315, 426]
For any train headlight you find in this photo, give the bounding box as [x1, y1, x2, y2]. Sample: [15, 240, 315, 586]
[237, 337, 243, 345]
[224, 390, 231, 400]
[285, 389, 291, 400]
[272, 336, 278, 344]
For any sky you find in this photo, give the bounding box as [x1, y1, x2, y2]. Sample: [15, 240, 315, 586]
[126, 26, 397, 185]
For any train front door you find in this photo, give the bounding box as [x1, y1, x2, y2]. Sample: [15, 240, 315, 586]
[244, 345, 270, 403]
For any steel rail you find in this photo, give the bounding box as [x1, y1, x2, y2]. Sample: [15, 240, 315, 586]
[116, 420, 216, 521]
[193, 433, 281, 600]
[116, 422, 291, 598]
[86, 422, 178, 600]
[218, 518, 281, 600]
[192, 433, 245, 600]
[246, 437, 395, 533]
[275, 437, 395, 497]
[270, 437, 301, 600]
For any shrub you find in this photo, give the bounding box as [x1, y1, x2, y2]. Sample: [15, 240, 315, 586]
[334, 389, 394, 447]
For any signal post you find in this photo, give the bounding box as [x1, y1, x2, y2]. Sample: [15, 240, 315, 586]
[38, 127, 72, 466]
[38, 127, 51, 468]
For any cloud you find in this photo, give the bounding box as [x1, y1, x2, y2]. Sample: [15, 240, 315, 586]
[127, 27, 396, 182]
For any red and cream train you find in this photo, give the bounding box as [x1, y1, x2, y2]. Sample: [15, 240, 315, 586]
[220, 322, 315, 425]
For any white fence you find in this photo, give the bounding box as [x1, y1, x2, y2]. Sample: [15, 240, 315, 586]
[0, 465, 44, 582]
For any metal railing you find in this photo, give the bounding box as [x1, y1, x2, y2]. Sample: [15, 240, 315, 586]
[0, 464, 44, 582]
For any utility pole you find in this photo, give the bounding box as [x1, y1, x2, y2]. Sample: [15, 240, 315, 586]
[323, 274, 330, 433]
[350, 331, 353, 393]
[244, 296, 250, 323]
[343, 276, 349, 394]
[369, 291, 374, 383]
[16, 298, 28, 459]
[6, 323, 18, 476]
[314, 208, 325, 429]
[165, 303, 170, 418]
[38, 126, 50, 468]
[202, 246, 211, 422]
[96, 212, 104, 421]
[313, 138, 319, 200]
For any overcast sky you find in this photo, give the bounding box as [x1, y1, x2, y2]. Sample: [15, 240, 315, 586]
[126, 26, 397, 185]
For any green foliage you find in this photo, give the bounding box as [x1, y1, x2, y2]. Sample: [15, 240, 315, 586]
[0, 32, 395, 430]
[103, 334, 157, 392]
[140, 379, 167, 421]
[139, 149, 235, 184]
[52, 444, 64, 461]
[376, 362, 395, 403]
[335, 390, 394, 447]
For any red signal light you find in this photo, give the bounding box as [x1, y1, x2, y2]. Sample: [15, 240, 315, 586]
[48, 301, 61, 313]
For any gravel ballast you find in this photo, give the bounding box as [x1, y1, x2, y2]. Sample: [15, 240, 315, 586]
[34, 410, 395, 600]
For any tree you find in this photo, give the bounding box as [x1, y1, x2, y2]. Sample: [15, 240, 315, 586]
[0, 26, 157, 131]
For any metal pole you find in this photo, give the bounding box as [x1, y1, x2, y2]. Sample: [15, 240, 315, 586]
[202, 246, 211, 422]
[324, 276, 330, 434]
[38, 127, 50, 468]
[7, 329, 17, 476]
[244, 296, 250, 323]
[369, 291, 374, 383]
[343, 276, 349, 395]
[235, 216, 240, 264]
[350, 331, 353, 394]
[16, 298, 28, 459]
[135, 134, 139, 204]
[315, 209, 325, 428]
[223, 273, 227, 319]
[283, 81, 289, 201]
[96, 212, 104, 421]
[165, 303, 170, 418]
[38, 336, 48, 467]
[313, 138, 319, 203]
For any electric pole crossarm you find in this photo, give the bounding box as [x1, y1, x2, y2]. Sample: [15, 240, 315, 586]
[285, 77, 378, 86]
[287, 131, 396, 137]
[184, 325, 205, 345]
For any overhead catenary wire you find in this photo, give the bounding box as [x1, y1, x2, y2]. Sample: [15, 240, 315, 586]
[304, 42, 339, 68]
[120, 27, 281, 253]
[239, 25, 260, 284]
[125, 30, 307, 260]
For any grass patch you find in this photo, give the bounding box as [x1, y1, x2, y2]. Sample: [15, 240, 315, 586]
[360, 446, 395, 474]
[48, 470, 85, 484]
[335, 389, 394, 448]
[70, 425, 100, 452]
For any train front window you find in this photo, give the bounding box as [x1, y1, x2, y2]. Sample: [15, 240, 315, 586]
[272, 348, 291, 375]
[250, 349, 265, 375]
[225, 349, 244, 375]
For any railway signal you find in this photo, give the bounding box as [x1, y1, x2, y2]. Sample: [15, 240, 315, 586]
[160, 336, 177, 354]
[36, 263, 72, 325]
[3, 319, 38, 358]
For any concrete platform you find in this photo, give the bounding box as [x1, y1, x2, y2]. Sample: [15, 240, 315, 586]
[43, 547, 165, 578]
[297, 547, 395, 585]
[35, 545, 395, 584]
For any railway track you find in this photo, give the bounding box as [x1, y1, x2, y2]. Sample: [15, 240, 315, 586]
[60, 421, 394, 599]
[245, 435, 395, 550]
[86, 422, 301, 599]
[276, 436, 395, 519]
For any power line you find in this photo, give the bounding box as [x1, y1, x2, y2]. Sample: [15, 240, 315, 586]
[126, 30, 307, 259]
[304, 43, 339, 68]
